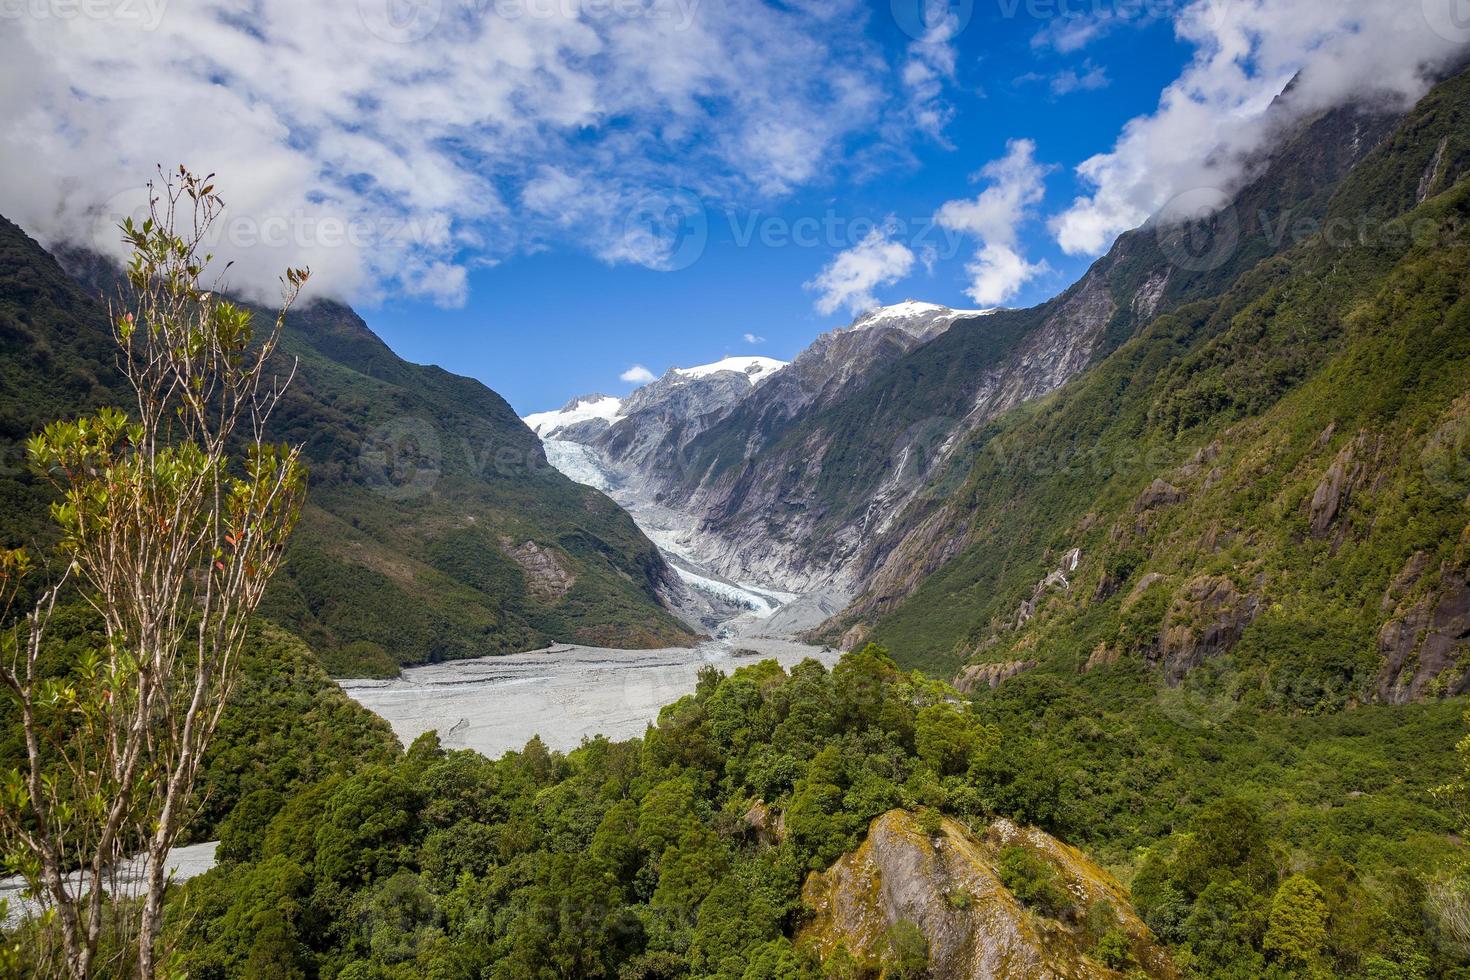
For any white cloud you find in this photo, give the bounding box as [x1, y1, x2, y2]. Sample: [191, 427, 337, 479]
[935, 139, 1052, 305]
[900, 1, 963, 142]
[1051, 0, 1470, 256]
[621, 365, 657, 384]
[1050, 61, 1110, 96]
[1030, 5, 1168, 55]
[805, 227, 917, 316]
[962, 244, 1049, 308]
[743, 333, 765, 344]
[0, 0, 933, 307]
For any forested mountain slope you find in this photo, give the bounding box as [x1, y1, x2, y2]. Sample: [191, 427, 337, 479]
[628, 85, 1413, 606]
[843, 65, 1470, 702]
[0, 217, 695, 676]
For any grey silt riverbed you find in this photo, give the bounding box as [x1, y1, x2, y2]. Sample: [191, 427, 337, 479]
[339, 637, 838, 758]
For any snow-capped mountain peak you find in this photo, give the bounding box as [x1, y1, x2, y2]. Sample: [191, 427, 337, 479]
[847, 301, 997, 338]
[671, 355, 786, 385]
[523, 393, 624, 438]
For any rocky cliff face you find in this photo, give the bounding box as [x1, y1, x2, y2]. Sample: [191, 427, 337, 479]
[799, 809, 1175, 979]
[515, 74, 1444, 671]
[637, 293, 1121, 600]
[850, 65, 1470, 692]
[525, 305, 990, 600]
[596, 359, 784, 481]
[824, 85, 1420, 652]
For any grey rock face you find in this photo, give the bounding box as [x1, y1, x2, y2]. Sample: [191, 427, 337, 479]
[1377, 567, 1470, 703]
[799, 809, 1177, 979]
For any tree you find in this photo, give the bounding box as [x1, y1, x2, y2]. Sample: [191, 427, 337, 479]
[0, 167, 308, 978]
[1263, 874, 1329, 971]
[996, 846, 1071, 919]
[914, 702, 994, 777]
[881, 920, 928, 980]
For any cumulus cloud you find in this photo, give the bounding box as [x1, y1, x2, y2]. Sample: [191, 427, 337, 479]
[621, 365, 657, 384]
[1051, 0, 1470, 256]
[935, 139, 1052, 306]
[900, 1, 963, 142]
[805, 227, 917, 316]
[0, 0, 930, 307]
[1049, 61, 1111, 96]
[743, 333, 765, 344]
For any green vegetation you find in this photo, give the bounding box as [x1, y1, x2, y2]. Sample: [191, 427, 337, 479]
[997, 846, 1071, 918]
[866, 67, 1470, 697]
[257, 299, 697, 667]
[168, 648, 994, 979]
[4, 54, 1470, 980]
[0, 175, 312, 978]
[150, 647, 1464, 978]
[0, 214, 696, 678]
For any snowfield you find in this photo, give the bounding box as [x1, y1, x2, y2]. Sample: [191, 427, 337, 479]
[672, 355, 786, 384]
[523, 393, 623, 437]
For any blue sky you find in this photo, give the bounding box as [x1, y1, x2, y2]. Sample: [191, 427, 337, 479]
[367, 6, 1193, 414]
[5, 0, 1462, 415]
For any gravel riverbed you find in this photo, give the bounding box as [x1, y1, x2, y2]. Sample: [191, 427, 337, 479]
[339, 637, 837, 757]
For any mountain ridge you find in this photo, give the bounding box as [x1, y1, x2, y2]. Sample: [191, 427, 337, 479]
[839, 64, 1470, 697]
[1, 220, 698, 676]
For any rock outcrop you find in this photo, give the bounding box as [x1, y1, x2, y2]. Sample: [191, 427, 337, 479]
[799, 810, 1176, 979]
[1377, 566, 1470, 703]
[1156, 576, 1260, 685]
[954, 659, 1036, 693]
[1011, 548, 1082, 630]
[500, 538, 577, 600]
[1134, 479, 1186, 513]
[1308, 436, 1366, 538]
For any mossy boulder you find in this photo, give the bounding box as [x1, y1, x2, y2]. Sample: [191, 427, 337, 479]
[798, 809, 1175, 979]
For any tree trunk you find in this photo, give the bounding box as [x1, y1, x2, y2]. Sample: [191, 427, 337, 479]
[137, 848, 166, 980]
